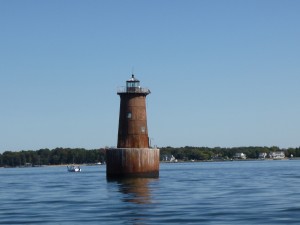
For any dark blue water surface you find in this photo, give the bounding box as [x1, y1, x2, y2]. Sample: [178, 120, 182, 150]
[1, 160, 300, 224]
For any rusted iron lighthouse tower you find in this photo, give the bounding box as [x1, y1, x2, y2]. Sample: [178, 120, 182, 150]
[106, 74, 160, 178]
[117, 75, 150, 148]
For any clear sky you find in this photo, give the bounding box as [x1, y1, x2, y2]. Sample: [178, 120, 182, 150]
[1, 0, 299, 152]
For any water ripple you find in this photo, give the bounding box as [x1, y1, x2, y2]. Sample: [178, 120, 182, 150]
[1, 161, 300, 224]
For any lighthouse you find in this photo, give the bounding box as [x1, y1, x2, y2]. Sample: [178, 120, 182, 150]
[106, 74, 160, 178]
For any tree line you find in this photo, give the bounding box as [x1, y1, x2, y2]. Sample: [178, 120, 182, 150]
[0, 148, 106, 167]
[160, 146, 300, 161]
[0, 146, 299, 167]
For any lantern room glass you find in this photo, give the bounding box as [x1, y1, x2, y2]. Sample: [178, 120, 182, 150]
[126, 75, 140, 92]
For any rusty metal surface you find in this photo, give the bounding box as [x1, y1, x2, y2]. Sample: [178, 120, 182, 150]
[117, 93, 149, 148]
[108, 76, 159, 178]
[106, 148, 160, 178]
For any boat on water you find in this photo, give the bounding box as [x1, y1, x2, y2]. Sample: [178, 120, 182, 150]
[67, 165, 81, 172]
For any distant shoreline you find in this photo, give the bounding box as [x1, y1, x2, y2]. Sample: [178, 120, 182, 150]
[161, 157, 300, 163]
[2, 157, 299, 169]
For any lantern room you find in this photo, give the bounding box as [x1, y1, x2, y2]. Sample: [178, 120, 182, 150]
[126, 74, 140, 92]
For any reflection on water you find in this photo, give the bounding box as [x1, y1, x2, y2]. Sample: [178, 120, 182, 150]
[107, 177, 159, 225]
[108, 177, 158, 204]
[3, 162, 300, 224]
[107, 178, 158, 225]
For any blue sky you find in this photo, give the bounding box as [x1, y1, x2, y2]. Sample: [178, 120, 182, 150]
[1, 0, 299, 152]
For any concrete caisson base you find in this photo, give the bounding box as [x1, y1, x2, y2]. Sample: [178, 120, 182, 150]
[106, 148, 160, 178]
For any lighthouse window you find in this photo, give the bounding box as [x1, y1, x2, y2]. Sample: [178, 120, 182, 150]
[141, 126, 145, 133]
[127, 112, 132, 119]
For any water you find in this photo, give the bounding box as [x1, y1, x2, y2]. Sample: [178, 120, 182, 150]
[1, 160, 300, 224]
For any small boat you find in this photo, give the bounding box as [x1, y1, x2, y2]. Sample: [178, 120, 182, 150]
[67, 165, 81, 172]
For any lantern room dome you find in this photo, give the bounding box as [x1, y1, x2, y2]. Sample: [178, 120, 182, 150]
[127, 74, 140, 82]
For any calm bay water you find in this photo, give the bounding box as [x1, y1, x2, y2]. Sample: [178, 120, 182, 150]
[1, 160, 300, 224]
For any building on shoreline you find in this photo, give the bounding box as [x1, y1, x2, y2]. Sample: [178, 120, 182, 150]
[269, 151, 285, 159]
[258, 152, 268, 159]
[234, 153, 247, 159]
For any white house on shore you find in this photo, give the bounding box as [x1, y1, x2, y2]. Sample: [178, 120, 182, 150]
[162, 155, 178, 162]
[258, 152, 268, 159]
[234, 153, 246, 159]
[269, 151, 285, 159]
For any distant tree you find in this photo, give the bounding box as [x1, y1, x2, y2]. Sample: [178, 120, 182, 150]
[37, 149, 51, 165]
